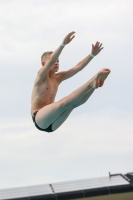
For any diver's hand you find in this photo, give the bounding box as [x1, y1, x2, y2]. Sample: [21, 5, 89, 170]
[62, 31, 76, 45]
[91, 41, 104, 56]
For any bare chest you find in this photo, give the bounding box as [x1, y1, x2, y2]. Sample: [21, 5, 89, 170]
[37, 77, 59, 98]
[31, 74, 61, 113]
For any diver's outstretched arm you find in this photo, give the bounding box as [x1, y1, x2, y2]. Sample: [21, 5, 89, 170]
[58, 41, 104, 82]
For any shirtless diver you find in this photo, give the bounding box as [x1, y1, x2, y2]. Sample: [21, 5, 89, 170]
[31, 31, 110, 133]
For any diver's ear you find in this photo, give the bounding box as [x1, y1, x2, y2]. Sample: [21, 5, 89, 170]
[41, 62, 45, 66]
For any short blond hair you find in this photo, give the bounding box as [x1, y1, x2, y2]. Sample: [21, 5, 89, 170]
[41, 51, 53, 62]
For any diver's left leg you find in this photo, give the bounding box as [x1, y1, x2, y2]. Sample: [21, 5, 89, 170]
[52, 88, 95, 130]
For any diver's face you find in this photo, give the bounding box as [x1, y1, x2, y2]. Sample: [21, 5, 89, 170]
[52, 59, 59, 72]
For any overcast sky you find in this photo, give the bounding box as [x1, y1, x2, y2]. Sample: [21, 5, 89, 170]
[0, 0, 133, 189]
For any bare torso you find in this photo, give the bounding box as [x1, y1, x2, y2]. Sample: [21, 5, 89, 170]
[31, 72, 61, 115]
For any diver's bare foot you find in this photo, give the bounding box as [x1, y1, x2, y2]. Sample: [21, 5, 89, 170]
[93, 68, 111, 88]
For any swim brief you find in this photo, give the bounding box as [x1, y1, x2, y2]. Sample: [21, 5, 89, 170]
[32, 111, 53, 132]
